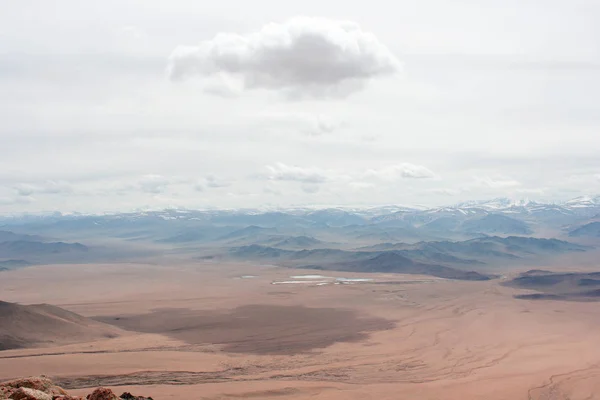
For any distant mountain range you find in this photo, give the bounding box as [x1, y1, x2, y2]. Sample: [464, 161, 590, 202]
[228, 244, 491, 280]
[460, 214, 532, 235]
[260, 235, 325, 249]
[224, 236, 588, 280]
[0, 240, 88, 258]
[1, 194, 599, 226]
[324, 252, 492, 281]
[0, 230, 44, 242]
[454, 196, 600, 213]
[0, 229, 89, 267]
[0, 195, 598, 276]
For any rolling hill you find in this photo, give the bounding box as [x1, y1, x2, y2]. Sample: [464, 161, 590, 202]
[0, 231, 44, 242]
[322, 252, 492, 281]
[569, 221, 600, 238]
[0, 301, 122, 350]
[0, 260, 32, 271]
[225, 235, 588, 279]
[461, 214, 532, 235]
[504, 270, 600, 301]
[0, 240, 88, 258]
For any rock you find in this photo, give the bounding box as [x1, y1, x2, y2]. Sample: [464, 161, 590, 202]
[0, 377, 67, 397]
[9, 388, 53, 400]
[1, 378, 149, 400]
[1, 377, 52, 392]
[86, 389, 118, 400]
[119, 393, 152, 400]
[1, 387, 15, 400]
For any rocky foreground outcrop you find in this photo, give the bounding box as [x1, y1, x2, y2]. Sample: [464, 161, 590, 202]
[0, 377, 152, 400]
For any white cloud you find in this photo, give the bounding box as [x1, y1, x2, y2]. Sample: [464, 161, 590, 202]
[430, 188, 461, 196]
[126, 174, 231, 197]
[362, 163, 436, 180]
[194, 175, 231, 191]
[118, 26, 146, 41]
[138, 174, 171, 194]
[255, 112, 341, 136]
[201, 73, 243, 98]
[302, 183, 320, 194]
[475, 176, 521, 188]
[0, 195, 34, 206]
[261, 162, 435, 189]
[309, 116, 339, 136]
[13, 180, 72, 196]
[361, 134, 380, 142]
[167, 16, 400, 98]
[13, 185, 35, 197]
[264, 162, 331, 183]
[348, 182, 375, 190]
[263, 184, 282, 195]
[515, 187, 547, 195]
[205, 175, 231, 188]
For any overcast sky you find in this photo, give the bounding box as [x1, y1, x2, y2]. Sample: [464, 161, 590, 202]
[1, 0, 599, 213]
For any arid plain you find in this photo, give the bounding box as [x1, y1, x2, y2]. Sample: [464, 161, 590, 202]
[2, 261, 600, 400]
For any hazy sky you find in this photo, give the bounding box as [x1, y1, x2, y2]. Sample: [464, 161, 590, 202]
[1, 0, 599, 213]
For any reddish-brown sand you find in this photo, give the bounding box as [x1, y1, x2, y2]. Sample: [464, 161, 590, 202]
[1, 262, 600, 399]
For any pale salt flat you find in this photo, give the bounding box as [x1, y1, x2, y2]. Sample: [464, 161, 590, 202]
[271, 280, 331, 285]
[336, 278, 375, 282]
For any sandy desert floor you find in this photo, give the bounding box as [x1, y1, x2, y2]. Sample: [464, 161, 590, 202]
[1, 261, 600, 399]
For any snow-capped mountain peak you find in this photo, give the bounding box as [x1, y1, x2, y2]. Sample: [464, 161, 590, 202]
[454, 197, 536, 211]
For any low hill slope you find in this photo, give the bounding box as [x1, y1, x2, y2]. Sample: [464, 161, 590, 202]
[504, 270, 600, 301]
[569, 221, 600, 238]
[0, 260, 32, 271]
[0, 301, 122, 350]
[461, 214, 532, 235]
[325, 252, 492, 281]
[0, 241, 88, 257]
